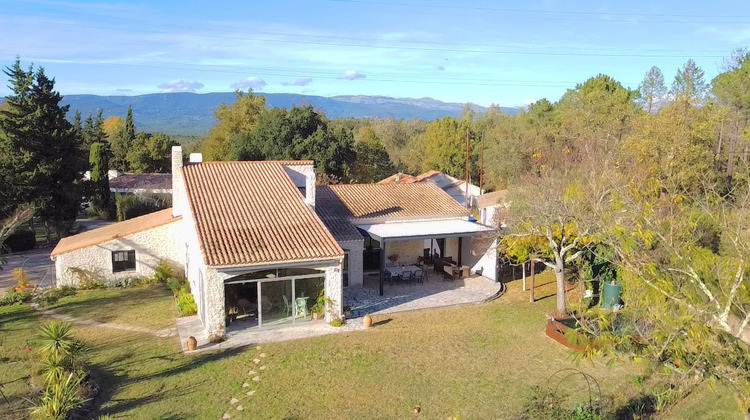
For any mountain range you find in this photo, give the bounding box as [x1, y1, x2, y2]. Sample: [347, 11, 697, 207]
[59, 92, 519, 136]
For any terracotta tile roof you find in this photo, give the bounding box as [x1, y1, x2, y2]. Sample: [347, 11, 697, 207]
[376, 172, 417, 184]
[51, 209, 179, 257]
[264, 160, 313, 166]
[477, 190, 508, 209]
[109, 173, 172, 192]
[182, 161, 343, 267]
[316, 183, 470, 224]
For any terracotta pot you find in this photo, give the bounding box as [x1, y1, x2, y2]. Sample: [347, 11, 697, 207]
[363, 315, 373, 328]
[187, 336, 197, 351]
[312, 312, 321, 320]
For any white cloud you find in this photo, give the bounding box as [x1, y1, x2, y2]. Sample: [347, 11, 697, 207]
[435, 65, 445, 71]
[115, 88, 133, 93]
[281, 77, 312, 86]
[230, 77, 267, 90]
[157, 79, 204, 93]
[338, 70, 366, 80]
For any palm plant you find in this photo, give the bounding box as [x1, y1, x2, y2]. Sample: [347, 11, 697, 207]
[38, 321, 86, 360]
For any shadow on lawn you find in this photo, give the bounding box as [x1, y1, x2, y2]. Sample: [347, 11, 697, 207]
[88, 343, 250, 417]
[52, 288, 172, 324]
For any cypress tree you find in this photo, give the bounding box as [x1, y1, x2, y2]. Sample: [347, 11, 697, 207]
[125, 105, 135, 143]
[89, 142, 110, 211]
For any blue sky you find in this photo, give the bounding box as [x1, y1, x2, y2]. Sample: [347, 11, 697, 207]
[1, 0, 749, 106]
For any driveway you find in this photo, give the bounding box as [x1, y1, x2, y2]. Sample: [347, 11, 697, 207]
[0, 218, 114, 293]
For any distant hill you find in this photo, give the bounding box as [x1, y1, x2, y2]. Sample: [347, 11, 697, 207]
[59, 92, 519, 136]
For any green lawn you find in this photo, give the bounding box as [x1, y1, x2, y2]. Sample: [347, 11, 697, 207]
[0, 280, 741, 419]
[48, 285, 177, 331]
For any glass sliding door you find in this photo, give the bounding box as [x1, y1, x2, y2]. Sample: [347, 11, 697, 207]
[293, 277, 324, 323]
[260, 279, 293, 326]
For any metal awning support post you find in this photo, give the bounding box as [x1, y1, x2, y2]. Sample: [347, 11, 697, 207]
[379, 239, 386, 296]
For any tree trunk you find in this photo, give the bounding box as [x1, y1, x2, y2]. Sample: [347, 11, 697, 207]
[530, 261, 536, 303]
[43, 221, 51, 245]
[522, 262, 526, 291]
[554, 264, 566, 317]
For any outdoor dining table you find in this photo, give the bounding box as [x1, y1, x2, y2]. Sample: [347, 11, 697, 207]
[385, 265, 421, 277]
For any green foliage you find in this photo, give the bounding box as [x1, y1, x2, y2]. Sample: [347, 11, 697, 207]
[89, 141, 111, 212]
[202, 90, 267, 161]
[152, 260, 176, 284]
[414, 117, 473, 179]
[127, 132, 178, 173]
[68, 267, 106, 290]
[0, 289, 31, 306]
[3, 228, 36, 252]
[329, 317, 344, 327]
[37, 286, 77, 307]
[31, 372, 87, 420]
[0, 59, 86, 239]
[164, 269, 197, 316]
[229, 105, 356, 180]
[114, 193, 171, 221]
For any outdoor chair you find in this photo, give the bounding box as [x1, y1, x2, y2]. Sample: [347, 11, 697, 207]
[413, 269, 424, 284]
[282, 295, 294, 317]
[394, 273, 404, 285]
[384, 270, 392, 285]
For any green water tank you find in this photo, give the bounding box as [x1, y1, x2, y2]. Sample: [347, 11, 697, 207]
[601, 282, 622, 310]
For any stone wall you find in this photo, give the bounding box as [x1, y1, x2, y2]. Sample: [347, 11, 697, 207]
[339, 239, 364, 287]
[384, 240, 424, 265]
[55, 220, 183, 286]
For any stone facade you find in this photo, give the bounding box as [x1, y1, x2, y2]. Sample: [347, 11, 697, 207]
[383, 240, 424, 265]
[339, 239, 364, 287]
[54, 220, 184, 286]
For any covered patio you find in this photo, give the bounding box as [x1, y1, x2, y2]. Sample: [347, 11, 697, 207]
[357, 219, 498, 296]
[345, 272, 502, 317]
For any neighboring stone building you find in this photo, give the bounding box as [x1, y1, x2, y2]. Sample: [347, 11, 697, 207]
[51, 209, 182, 286]
[378, 170, 482, 207]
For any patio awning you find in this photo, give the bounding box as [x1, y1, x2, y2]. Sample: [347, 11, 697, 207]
[357, 219, 495, 242]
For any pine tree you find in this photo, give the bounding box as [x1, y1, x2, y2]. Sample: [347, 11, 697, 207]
[0, 58, 35, 214]
[638, 66, 667, 114]
[671, 59, 707, 105]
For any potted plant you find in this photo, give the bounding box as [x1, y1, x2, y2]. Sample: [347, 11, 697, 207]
[387, 254, 399, 265]
[310, 290, 332, 320]
[363, 314, 373, 328]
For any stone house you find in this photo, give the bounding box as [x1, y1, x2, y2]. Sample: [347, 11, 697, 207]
[52, 147, 498, 338]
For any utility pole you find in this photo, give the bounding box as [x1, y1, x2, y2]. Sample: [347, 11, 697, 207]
[465, 128, 470, 208]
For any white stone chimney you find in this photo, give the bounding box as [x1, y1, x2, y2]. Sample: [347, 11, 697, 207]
[281, 163, 316, 207]
[189, 153, 203, 163]
[171, 146, 185, 218]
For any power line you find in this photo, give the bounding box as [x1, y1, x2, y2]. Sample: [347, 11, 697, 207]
[329, 0, 750, 21]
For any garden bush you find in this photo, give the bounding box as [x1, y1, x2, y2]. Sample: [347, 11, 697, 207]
[37, 286, 78, 307]
[4, 229, 36, 252]
[176, 290, 197, 316]
[68, 267, 106, 290]
[115, 193, 171, 221]
[0, 290, 31, 306]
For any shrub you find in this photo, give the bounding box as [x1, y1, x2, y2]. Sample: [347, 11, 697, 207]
[152, 261, 176, 284]
[115, 193, 171, 221]
[67, 267, 106, 290]
[37, 286, 77, 307]
[4, 229, 36, 252]
[329, 317, 344, 327]
[0, 290, 31, 306]
[520, 386, 568, 420]
[176, 290, 197, 316]
[32, 372, 88, 420]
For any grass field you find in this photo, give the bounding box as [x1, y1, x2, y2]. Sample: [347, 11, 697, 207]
[0, 276, 741, 419]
